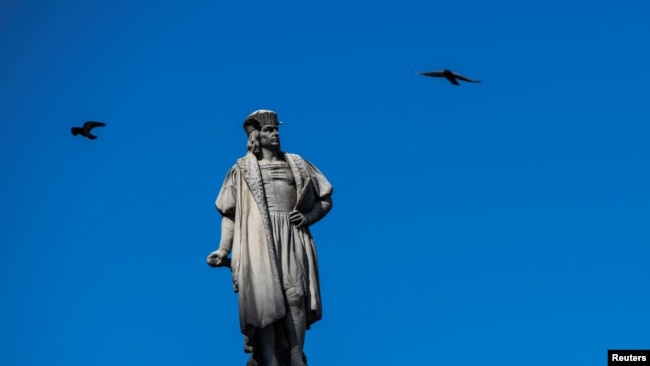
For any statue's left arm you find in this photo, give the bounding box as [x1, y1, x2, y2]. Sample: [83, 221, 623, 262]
[302, 160, 333, 226]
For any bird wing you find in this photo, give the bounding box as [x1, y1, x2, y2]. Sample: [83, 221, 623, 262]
[452, 72, 481, 83]
[419, 70, 445, 77]
[84, 121, 106, 131]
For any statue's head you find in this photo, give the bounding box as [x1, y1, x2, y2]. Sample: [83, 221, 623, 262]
[243, 110, 281, 135]
[244, 110, 282, 157]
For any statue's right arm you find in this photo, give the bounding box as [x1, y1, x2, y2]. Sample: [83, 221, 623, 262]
[209, 165, 238, 267]
[207, 215, 235, 267]
[218, 215, 234, 254]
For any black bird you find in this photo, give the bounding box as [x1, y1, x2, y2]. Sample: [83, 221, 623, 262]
[71, 121, 106, 140]
[415, 69, 481, 86]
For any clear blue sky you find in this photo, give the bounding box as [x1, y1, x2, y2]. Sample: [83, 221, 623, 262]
[1, 0, 649, 365]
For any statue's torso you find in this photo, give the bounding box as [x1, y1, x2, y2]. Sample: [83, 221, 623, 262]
[259, 161, 296, 213]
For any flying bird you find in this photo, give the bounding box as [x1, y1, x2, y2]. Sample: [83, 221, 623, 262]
[415, 69, 482, 86]
[71, 121, 106, 140]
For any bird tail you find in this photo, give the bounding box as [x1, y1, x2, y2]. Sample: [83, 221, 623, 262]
[88, 134, 98, 140]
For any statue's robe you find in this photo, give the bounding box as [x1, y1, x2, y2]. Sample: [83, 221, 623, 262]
[215, 152, 333, 352]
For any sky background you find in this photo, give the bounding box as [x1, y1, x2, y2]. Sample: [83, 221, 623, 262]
[1, 0, 649, 365]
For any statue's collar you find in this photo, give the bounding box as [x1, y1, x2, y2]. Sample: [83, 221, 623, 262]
[237, 152, 311, 208]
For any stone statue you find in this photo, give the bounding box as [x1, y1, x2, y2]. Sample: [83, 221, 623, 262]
[207, 110, 333, 366]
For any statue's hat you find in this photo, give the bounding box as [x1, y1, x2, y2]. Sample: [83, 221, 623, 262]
[243, 110, 282, 135]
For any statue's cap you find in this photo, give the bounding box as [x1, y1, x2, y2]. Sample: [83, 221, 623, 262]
[243, 109, 282, 135]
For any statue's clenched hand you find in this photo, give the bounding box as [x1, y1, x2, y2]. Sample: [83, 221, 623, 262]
[207, 248, 229, 267]
[290, 210, 307, 227]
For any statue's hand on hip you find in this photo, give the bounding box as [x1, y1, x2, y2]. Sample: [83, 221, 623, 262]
[206, 248, 229, 268]
[290, 210, 307, 227]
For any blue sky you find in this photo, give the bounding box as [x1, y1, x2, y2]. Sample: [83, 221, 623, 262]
[1, 0, 649, 365]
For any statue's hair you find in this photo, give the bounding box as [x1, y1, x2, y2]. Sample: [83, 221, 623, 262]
[247, 130, 262, 158]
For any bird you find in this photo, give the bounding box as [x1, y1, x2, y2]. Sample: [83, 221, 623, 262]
[71, 121, 106, 140]
[415, 69, 481, 86]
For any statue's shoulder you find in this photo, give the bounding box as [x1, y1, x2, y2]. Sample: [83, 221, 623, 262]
[237, 153, 255, 163]
[234, 156, 247, 166]
[285, 153, 328, 182]
[284, 152, 303, 161]
[233, 153, 256, 170]
[288, 152, 321, 167]
[284, 152, 309, 169]
[221, 156, 250, 181]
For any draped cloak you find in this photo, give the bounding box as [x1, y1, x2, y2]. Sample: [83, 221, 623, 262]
[215, 152, 333, 352]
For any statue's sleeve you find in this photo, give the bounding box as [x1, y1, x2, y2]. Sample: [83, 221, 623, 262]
[215, 166, 238, 218]
[303, 160, 333, 226]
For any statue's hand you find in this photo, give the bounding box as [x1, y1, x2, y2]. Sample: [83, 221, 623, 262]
[207, 248, 229, 268]
[290, 210, 307, 227]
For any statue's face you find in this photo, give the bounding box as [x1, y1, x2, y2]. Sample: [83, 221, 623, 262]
[260, 125, 281, 150]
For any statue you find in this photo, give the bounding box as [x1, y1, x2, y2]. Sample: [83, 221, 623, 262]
[207, 110, 333, 366]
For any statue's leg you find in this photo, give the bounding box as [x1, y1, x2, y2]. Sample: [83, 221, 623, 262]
[256, 325, 280, 366]
[283, 287, 307, 366]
